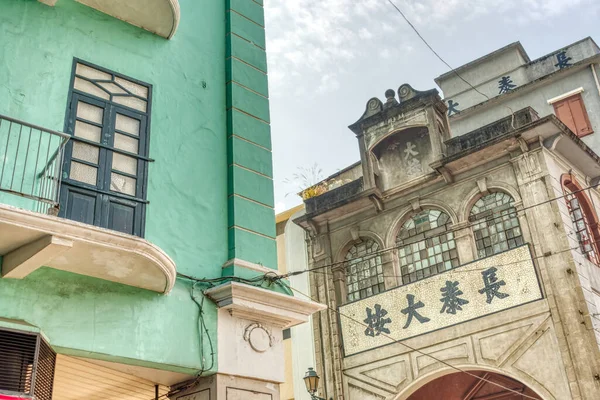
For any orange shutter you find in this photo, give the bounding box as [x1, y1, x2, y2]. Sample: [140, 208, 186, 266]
[553, 93, 593, 137]
[568, 95, 593, 136]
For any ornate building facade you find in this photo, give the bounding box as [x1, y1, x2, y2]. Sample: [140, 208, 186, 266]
[294, 84, 600, 399]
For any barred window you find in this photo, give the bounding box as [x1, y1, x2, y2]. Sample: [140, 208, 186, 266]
[470, 192, 523, 258]
[396, 209, 459, 284]
[563, 176, 600, 265]
[345, 239, 385, 302]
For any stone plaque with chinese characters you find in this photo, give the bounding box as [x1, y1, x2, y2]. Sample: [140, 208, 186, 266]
[339, 245, 542, 356]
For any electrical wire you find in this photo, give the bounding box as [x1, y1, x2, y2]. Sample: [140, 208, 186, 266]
[386, 0, 490, 101]
[280, 280, 540, 400]
[278, 182, 599, 280]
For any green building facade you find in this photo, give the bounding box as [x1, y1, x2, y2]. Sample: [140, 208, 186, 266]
[0, 1, 321, 398]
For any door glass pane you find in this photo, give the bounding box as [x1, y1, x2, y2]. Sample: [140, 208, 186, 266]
[114, 133, 139, 153]
[115, 114, 140, 136]
[76, 101, 104, 124]
[76, 63, 111, 80]
[114, 76, 149, 99]
[110, 173, 136, 196]
[72, 142, 99, 164]
[70, 161, 97, 185]
[98, 81, 127, 95]
[113, 96, 147, 112]
[112, 152, 137, 175]
[74, 121, 101, 142]
[74, 78, 110, 100]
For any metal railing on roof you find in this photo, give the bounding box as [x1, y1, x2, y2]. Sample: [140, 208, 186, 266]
[0, 114, 69, 213]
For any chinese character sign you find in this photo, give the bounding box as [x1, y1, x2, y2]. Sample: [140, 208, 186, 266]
[339, 245, 542, 356]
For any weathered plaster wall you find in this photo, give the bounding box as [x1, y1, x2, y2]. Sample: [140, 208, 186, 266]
[544, 151, 600, 349]
[438, 38, 600, 117]
[0, 0, 229, 372]
[0, 267, 204, 373]
[307, 149, 600, 399]
[439, 47, 528, 99]
[450, 68, 600, 149]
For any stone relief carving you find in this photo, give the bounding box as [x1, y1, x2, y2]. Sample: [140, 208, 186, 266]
[364, 110, 429, 151]
[243, 323, 273, 353]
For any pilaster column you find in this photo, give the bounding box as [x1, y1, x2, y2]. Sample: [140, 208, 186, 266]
[224, 0, 277, 278]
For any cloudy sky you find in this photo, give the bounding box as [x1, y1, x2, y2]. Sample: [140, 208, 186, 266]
[265, 0, 600, 213]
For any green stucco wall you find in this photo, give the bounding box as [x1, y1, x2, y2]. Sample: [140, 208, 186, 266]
[0, 267, 207, 373]
[0, 0, 245, 374]
[225, 0, 277, 273]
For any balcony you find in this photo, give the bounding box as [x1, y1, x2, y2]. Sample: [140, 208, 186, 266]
[39, 0, 180, 39]
[0, 114, 176, 293]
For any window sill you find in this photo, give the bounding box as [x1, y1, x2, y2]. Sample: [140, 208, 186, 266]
[577, 130, 594, 138]
[0, 203, 176, 293]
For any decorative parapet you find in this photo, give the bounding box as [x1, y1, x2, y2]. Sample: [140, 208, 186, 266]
[444, 107, 539, 161]
[304, 177, 364, 215]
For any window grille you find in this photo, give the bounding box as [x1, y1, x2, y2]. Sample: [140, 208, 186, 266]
[470, 192, 523, 258]
[345, 239, 385, 302]
[564, 187, 600, 265]
[396, 209, 459, 284]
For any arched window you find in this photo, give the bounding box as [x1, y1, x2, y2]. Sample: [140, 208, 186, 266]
[396, 209, 459, 284]
[470, 192, 523, 258]
[345, 239, 385, 302]
[562, 176, 600, 265]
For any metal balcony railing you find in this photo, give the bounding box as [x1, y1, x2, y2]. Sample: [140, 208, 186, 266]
[0, 115, 69, 213]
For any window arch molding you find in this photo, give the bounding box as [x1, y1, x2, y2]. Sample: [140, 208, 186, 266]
[335, 231, 385, 264]
[368, 125, 429, 152]
[335, 232, 387, 303]
[458, 181, 522, 224]
[561, 173, 600, 264]
[392, 206, 460, 285]
[468, 190, 525, 258]
[385, 200, 458, 248]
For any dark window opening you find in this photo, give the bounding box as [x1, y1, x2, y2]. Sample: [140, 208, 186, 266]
[562, 174, 600, 265]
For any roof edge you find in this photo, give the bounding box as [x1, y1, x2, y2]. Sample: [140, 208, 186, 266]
[435, 41, 528, 84]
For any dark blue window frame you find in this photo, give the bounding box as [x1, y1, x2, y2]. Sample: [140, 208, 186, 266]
[59, 59, 152, 237]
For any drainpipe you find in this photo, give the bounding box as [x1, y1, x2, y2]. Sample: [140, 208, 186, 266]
[592, 64, 600, 96]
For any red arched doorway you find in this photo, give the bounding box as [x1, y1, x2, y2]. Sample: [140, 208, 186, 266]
[407, 371, 542, 400]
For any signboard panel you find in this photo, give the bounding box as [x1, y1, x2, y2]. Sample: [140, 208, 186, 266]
[339, 245, 542, 356]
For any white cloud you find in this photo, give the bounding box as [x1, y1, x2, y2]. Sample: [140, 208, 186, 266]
[358, 27, 374, 40]
[379, 48, 392, 60]
[265, 0, 388, 95]
[265, 0, 597, 96]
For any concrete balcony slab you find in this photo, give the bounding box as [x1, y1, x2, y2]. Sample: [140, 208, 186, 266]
[0, 203, 176, 293]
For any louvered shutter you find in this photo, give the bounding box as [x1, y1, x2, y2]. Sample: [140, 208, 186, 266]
[0, 329, 56, 400]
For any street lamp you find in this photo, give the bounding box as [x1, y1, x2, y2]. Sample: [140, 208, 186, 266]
[303, 368, 330, 400]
